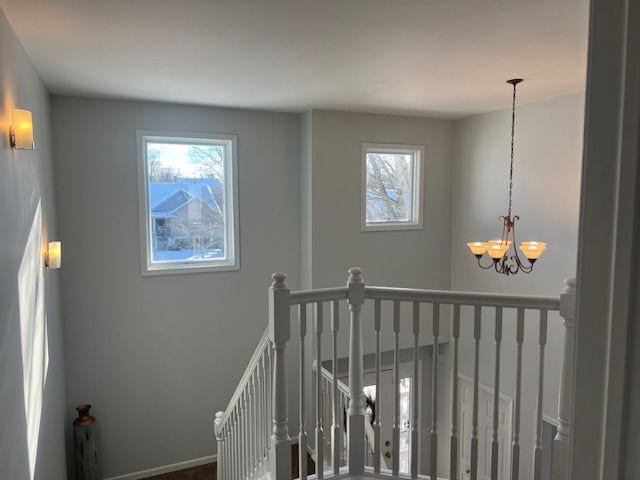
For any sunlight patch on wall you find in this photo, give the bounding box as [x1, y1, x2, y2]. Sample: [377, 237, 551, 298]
[18, 201, 49, 480]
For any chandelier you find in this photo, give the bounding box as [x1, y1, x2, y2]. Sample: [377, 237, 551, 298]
[467, 79, 546, 275]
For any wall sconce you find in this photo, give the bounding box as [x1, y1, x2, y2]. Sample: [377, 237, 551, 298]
[46, 241, 62, 269]
[9, 109, 35, 150]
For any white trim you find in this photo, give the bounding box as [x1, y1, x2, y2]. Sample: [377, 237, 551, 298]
[457, 372, 514, 405]
[104, 454, 216, 480]
[361, 143, 425, 232]
[136, 130, 240, 276]
[457, 373, 513, 477]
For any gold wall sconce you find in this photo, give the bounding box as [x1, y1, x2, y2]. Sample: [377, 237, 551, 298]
[46, 241, 62, 269]
[9, 108, 35, 150]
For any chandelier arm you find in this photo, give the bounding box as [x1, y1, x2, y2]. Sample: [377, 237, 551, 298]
[477, 256, 497, 270]
[512, 253, 535, 273]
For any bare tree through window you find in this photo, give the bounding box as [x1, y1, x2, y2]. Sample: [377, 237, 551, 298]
[363, 145, 423, 229]
[366, 152, 413, 222]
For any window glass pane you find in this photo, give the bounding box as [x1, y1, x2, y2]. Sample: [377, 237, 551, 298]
[147, 142, 226, 265]
[365, 152, 414, 223]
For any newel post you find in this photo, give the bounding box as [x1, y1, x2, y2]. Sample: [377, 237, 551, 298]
[347, 267, 366, 474]
[552, 277, 576, 480]
[215, 411, 225, 480]
[269, 273, 292, 480]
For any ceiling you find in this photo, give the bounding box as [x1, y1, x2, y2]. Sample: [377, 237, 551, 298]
[0, 0, 589, 118]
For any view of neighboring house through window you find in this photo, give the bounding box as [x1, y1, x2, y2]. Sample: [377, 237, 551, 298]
[137, 132, 239, 274]
[362, 143, 424, 231]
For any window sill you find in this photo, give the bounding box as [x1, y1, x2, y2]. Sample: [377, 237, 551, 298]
[141, 261, 240, 276]
[361, 222, 424, 232]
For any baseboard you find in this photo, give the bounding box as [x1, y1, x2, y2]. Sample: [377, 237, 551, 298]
[104, 454, 217, 480]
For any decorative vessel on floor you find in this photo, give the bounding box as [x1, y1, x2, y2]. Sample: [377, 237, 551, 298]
[73, 404, 98, 480]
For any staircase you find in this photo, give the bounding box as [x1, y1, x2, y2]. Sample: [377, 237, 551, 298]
[214, 268, 576, 480]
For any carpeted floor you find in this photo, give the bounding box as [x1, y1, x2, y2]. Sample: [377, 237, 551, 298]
[143, 444, 315, 480]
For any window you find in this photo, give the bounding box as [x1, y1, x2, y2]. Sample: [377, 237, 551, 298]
[362, 143, 424, 231]
[137, 131, 239, 274]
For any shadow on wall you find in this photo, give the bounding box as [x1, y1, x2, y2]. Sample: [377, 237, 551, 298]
[0, 200, 50, 479]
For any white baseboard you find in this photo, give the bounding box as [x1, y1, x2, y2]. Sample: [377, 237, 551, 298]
[104, 454, 216, 480]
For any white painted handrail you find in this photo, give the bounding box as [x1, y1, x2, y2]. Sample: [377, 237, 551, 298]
[219, 328, 271, 428]
[215, 327, 272, 480]
[365, 286, 560, 310]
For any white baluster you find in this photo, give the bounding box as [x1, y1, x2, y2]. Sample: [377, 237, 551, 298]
[299, 305, 308, 480]
[251, 372, 258, 475]
[373, 299, 382, 473]
[392, 300, 401, 476]
[241, 390, 247, 479]
[331, 300, 341, 476]
[511, 308, 525, 480]
[255, 365, 262, 474]
[223, 426, 229, 480]
[491, 307, 503, 480]
[450, 304, 460, 480]
[471, 305, 481, 480]
[269, 273, 292, 480]
[411, 302, 420, 478]
[431, 303, 440, 479]
[262, 345, 273, 465]
[216, 411, 225, 480]
[347, 267, 366, 474]
[552, 278, 576, 480]
[248, 380, 254, 477]
[234, 409, 240, 480]
[268, 346, 274, 457]
[259, 351, 266, 466]
[315, 302, 324, 479]
[533, 310, 548, 480]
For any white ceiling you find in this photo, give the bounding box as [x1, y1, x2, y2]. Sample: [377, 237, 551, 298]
[0, 0, 589, 118]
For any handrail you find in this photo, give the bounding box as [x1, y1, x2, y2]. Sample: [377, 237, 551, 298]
[364, 285, 561, 310]
[314, 363, 387, 470]
[220, 327, 270, 428]
[285, 284, 560, 309]
[317, 363, 350, 397]
[289, 286, 349, 305]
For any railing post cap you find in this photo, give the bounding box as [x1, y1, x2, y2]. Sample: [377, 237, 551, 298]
[271, 272, 287, 288]
[563, 277, 577, 293]
[215, 410, 225, 421]
[348, 267, 364, 284]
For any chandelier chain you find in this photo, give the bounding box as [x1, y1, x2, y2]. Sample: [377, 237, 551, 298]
[508, 81, 517, 218]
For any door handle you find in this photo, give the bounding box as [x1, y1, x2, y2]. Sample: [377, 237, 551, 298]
[466, 469, 470, 474]
[384, 451, 391, 458]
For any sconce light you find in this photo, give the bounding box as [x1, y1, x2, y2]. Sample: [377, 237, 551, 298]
[46, 241, 62, 269]
[9, 109, 35, 150]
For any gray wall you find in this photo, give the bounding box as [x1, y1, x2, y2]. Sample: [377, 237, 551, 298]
[305, 109, 454, 291]
[304, 109, 455, 357]
[450, 93, 584, 479]
[50, 96, 301, 478]
[0, 9, 67, 480]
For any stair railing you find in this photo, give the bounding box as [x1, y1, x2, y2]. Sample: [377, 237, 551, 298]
[312, 361, 388, 472]
[215, 328, 273, 480]
[217, 268, 576, 480]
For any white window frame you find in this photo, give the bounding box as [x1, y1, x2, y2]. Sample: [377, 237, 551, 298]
[136, 130, 240, 275]
[361, 143, 425, 232]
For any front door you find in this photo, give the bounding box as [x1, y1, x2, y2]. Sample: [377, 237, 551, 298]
[362, 368, 413, 473]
